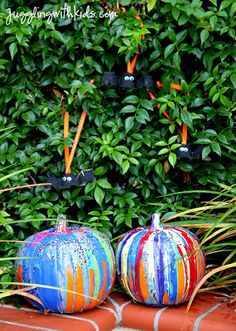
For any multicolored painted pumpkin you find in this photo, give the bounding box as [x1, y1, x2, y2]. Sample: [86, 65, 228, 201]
[116, 214, 206, 306]
[15, 215, 116, 313]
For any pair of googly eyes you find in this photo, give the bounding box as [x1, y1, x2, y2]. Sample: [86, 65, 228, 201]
[124, 75, 135, 81]
[62, 176, 72, 182]
[179, 147, 189, 152]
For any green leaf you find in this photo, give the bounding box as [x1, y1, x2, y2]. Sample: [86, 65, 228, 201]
[220, 94, 230, 107]
[129, 157, 139, 165]
[217, 135, 228, 145]
[219, 0, 233, 11]
[208, 0, 217, 5]
[97, 179, 112, 189]
[16, 31, 24, 44]
[122, 95, 139, 104]
[51, 30, 65, 43]
[147, 0, 157, 11]
[120, 0, 131, 5]
[212, 92, 220, 103]
[113, 151, 123, 166]
[204, 77, 214, 87]
[172, 7, 180, 20]
[202, 146, 211, 159]
[168, 135, 178, 144]
[211, 141, 221, 156]
[122, 160, 130, 174]
[210, 16, 218, 31]
[158, 148, 169, 155]
[200, 29, 209, 46]
[9, 42, 17, 60]
[62, 191, 71, 200]
[173, 51, 180, 68]
[156, 140, 167, 147]
[94, 186, 104, 207]
[230, 74, 236, 88]
[125, 116, 134, 132]
[168, 152, 177, 167]
[121, 105, 136, 114]
[138, 108, 150, 121]
[191, 98, 204, 107]
[196, 138, 212, 144]
[178, 14, 188, 25]
[180, 108, 193, 129]
[155, 162, 163, 177]
[140, 99, 153, 110]
[164, 44, 175, 58]
[209, 85, 217, 98]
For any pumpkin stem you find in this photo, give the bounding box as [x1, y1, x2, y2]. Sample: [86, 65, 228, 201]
[151, 213, 162, 229]
[55, 214, 68, 233]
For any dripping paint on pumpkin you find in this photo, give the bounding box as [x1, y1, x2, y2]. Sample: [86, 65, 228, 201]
[74, 266, 85, 311]
[15, 224, 116, 313]
[115, 214, 206, 306]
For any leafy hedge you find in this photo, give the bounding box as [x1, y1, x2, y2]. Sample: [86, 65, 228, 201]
[0, 0, 235, 252]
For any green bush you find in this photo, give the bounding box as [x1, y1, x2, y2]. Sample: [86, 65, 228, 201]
[0, 0, 235, 244]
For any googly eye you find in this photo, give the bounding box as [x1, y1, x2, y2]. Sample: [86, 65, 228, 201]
[67, 176, 72, 182]
[62, 176, 67, 182]
[124, 76, 130, 81]
[130, 76, 134, 81]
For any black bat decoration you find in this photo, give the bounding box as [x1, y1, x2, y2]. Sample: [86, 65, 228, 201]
[47, 170, 95, 190]
[102, 72, 155, 88]
[175, 144, 203, 160]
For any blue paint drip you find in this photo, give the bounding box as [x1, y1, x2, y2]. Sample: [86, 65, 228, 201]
[16, 226, 115, 313]
[154, 232, 165, 304]
[116, 228, 142, 279]
[164, 231, 178, 304]
[126, 230, 149, 299]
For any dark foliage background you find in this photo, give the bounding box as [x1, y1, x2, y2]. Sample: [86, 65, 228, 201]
[0, 0, 235, 284]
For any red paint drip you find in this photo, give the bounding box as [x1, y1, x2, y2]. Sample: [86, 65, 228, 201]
[134, 231, 153, 302]
[175, 228, 198, 297]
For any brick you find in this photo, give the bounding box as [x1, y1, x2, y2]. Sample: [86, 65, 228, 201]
[0, 293, 235, 331]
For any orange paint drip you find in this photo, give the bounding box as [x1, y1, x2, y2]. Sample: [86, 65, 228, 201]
[65, 267, 74, 312]
[85, 269, 96, 310]
[177, 262, 185, 302]
[163, 292, 169, 305]
[16, 265, 24, 289]
[139, 262, 149, 301]
[73, 266, 85, 312]
[97, 261, 108, 303]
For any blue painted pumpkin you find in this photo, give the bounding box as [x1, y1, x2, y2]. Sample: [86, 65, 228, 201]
[115, 214, 206, 306]
[15, 215, 116, 313]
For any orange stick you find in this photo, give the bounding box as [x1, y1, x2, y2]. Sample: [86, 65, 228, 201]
[156, 81, 182, 91]
[127, 15, 144, 75]
[64, 111, 70, 173]
[0, 183, 51, 193]
[148, 90, 171, 120]
[181, 123, 188, 144]
[170, 83, 182, 91]
[65, 111, 87, 175]
[127, 54, 138, 74]
[64, 79, 95, 174]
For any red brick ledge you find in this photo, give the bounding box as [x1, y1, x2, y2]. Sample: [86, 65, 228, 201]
[0, 292, 235, 331]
